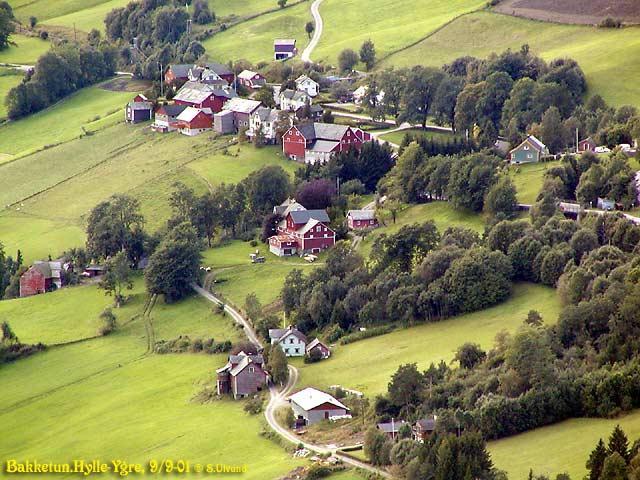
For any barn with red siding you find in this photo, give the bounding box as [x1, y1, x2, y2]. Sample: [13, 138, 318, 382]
[173, 81, 236, 113]
[269, 200, 335, 256]
[175, 107, 213, 136]
[282, 123, 370, 164]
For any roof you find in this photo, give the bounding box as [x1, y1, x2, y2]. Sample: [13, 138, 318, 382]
[281, 89, 309, 102]
[176, 106, 207, 122]
[238, 70, 261, 80]
[511, 135, 547, 154]
[156, 103, 188, 117]
[306, 338, 328, 351]
[289, 387, 349, 412]
[217, 352, 265, 376]
[269, 326, 307, 344]
[348, 210, 375, 221]
[128, 101, 153, 110]
[174, 81, 235, 104]
[377, 421, 410, 433]
[274, 198, 306, 216]
[203, 62, 233, 77]
[415, 416, 437, 431]
[31, 262, 52, 278]
[223, 97, 262, 114]
[254, 107, 280, 122]
[296, 74, 318, 85]
[289, 209, 330, 224]
[298, 218, 322, 235]
[308, 139, 339, 153]
[274, 39, 296, 46]
[294, 123, 350, 142]
[167, 64, 192, 78]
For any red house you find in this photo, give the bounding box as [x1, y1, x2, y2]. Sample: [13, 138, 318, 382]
[19, 260, 64, 297]
[347, 210, 379, 230]
[175, 107, 213, 136]
[269, 200, 335, 256]
[578, 137, 597, 153]
[306, 338, 331, 359]
[164, 64, 192, 87]
[216, 351, 268, 399]
[237, 70, 266, 89]
[173, 81, 236, 113]
[282, 123, 371, 164]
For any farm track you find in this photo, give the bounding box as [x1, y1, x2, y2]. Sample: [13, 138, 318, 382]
[301, 0, 325, 62]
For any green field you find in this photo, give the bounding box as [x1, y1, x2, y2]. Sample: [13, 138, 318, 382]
[313, 0, 485, 64]
[381, 11, 640, 107]
[507, 160, 560, 205]
[489, 410, 640, 480]
[0, 78, 138, 158]
[296, 283, 560, 395]
[202, 1, 311, 64]
[0, 280, 299, 479]
[379, 127, 460, 146]
[8, 0, 118, 24]
[208, 0, 278, 20]
[0, 34, 49, 65]
[0, 68, 23, 120]
[41, 0, 130, 33]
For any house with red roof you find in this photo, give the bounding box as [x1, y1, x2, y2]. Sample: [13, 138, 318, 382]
[282, 123, 371, 164]
[216, 351, 268, 399]
[268, 199, 335, 256]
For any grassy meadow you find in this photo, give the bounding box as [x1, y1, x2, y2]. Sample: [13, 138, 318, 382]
[8, 0, 119, 24]
[41, 0, 130, 33]
[202, 1, 311, 64]
[507, 160, 560, 205]
[312, 0, 485, 64]
[0, 279, 300, 479]
[379, 127, 460, 146]
[380, 11, 640, 107]
[207, 0, 278, 20]
[0, 34, 49, 65]
[489, 410, 640, 479]
[0, 68, 23, 120]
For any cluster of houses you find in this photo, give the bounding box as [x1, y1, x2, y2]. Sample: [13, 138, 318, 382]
[376, 416, 438, 443]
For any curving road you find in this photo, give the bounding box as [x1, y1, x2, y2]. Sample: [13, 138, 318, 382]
[301, 0, 325, 63]
[193, 283, 390, 477]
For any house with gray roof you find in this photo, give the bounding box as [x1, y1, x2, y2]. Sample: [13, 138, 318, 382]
[269, 325, 308, 357]
[216, 351, 268, 399]
[347, 209, 379, 230]
[509, 135, 549, 164]
[269, 200, 335, 256]
[248, 107, 286, 144]
[279, 89, 311, 111]
[222, 98, 263, 130]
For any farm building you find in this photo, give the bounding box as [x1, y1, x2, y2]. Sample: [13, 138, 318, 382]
[222, 98, 262, 131]
[413, 416, 437, 442]
[173, 81, 236, 113]
[164, 64, 192, 87]
[295, 104, 323, 121]
[216, 351, 268, 399]
[175, 107, 213, 136]
[269, 201, 335, 255]
[597, 197, 616, 211]
[202, 62, 235, 85]
[20, 260, 66, 297]
[152, 104, 188, 133]
[289, 387, 350, 427]
[214, 110, 236, 134]
[269, 325, 307, 357]
[295, 75, 319, 97]
[273, 198, 306, 216]
[247, 107, 284, 144]
[274, 39, 297, 60]
[188, 65, 229, 87]
[238, 70, 266, 89]
[578, 137, 597, 153]
[347, 210, 378, 230]
[306, 338, 331, 359]
[278, 89, 311, 111]
[509, 135, 549, 164]
[282, 123, 371, 164]
[377, 420, 410, 440]
[125, 99, 153, 123]
[353, 85, 385, 105]
[82, 265, 105, 278]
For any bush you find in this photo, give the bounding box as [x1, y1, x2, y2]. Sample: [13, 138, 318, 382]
[340, 325, 394, 345]
[98, 308, 117, 336]
[249, 240, 258, 247]
[154, 336, 231, 354]
[600, 17, 622, 28]
[306, 465, 333, 480]
[243, 397, 263, 415]
[39, 30, 48, 40]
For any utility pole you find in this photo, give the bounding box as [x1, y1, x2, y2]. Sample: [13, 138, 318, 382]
[159, 62, 164, 98]
[575, 127, 579, 153]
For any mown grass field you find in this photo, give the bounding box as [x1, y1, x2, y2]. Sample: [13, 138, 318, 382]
[313, 0, 485, 65]
[202, 1, 310, 64]
[0, 68, 23, 120]
[8, 0, 118, 24]
[41, 0, 130, 33]
[296, 283, 560, 395]
[379, 127, 460, 146]
[380, 11, 640, 106]
[0, 280, 299, 479]
[507, 160, 560, 204]
[489, 410, 640, 479]
[207, 0, 278, 20]
[0, 78, 137, 158]
[0, 34, 49, 64]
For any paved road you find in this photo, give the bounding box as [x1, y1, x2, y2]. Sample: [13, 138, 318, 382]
[192, 283, 390, 477]
[301, 0, 325, 62]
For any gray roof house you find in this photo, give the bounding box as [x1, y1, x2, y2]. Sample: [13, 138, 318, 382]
[269, 325, 308, 357]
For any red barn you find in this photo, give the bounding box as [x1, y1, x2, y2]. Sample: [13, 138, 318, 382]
[347, 210, 379, 230]
[173, 81, 236, 113]
[269, 202, 335, 256]
[306, 338, 331, 359]
[175, 107, 213, 136]
[216, 352, 268, 399]
[282, 123, 370, 164]
[578, 136, 597, 153]
[164, 64, 192, 87]
[19, 261, 64, 297]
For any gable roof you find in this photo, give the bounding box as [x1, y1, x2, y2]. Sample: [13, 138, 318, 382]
[223, 97, 262, 114]
[306, 338, 328, 352]
[274, 39, 296, 46]
[167, 64, 192, 78]
[238, 70, 261, 80]
[377, 420, 410, 433]
[274, 198, 306, 216]
[254, 107, 280, 122]
[269, 326, 307, 344]
[415, 416, 437, 431]
[128, 101, 153, 110]
[156, 104, 188, 117]
[203, 62, 233, 77]
[295, 74, 318, 86]
[289, 387, 349, 411]
[31, 262, 52, 278]
[348, 210, 375, 221]
[511, 135, 547, 154]
[289, 209, 330, 225]
[281, 89, 309, 102]
[308, 139, 339, 153]
[176, 106, 207, 122]
[174, 81, 236, 104]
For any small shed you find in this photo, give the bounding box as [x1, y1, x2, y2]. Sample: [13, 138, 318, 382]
[125, 101, 153, 123]
[597, 197, 615, 211]
[214, 110, 236, 134]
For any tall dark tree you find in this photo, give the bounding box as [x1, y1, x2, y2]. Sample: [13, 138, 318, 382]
[359, 39, 376, 71]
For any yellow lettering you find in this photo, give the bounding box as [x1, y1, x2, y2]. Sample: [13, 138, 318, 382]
[5, 460, 17, 473]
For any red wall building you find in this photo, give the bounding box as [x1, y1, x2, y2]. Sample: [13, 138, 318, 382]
[282, 123, 370, 164]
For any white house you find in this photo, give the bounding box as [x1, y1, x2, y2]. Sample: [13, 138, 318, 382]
[289, 387, 351, 426]
[295, 75, 319, 97]
[247, 107, 283, 144]
[279, 89, 311, 111]
[353, 85, 385, 105]
[269, 325, 307, 357]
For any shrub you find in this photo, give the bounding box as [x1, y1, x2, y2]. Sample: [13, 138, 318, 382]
[340, 325, 394, 345]
[154, 336, 231, 354]
[249, 240, 258, 247]
[244, 397, 263, 415]
[600, 17, 622, 28]
[98, 308, 117, 336]
[39, 30, 48, 40]
[306, 465, 333, 479]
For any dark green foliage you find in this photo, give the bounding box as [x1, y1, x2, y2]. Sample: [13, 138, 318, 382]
[0, 321, 46, 364]
[192, 0, 214, 24]
[371, 221, 440, 272]
[388, 363, 424, 409]
[98, 308, 117, 336]
[0, 1, 14, 51]
[268, 344, 288, 385]
[154, 336, 231, 354]
[454, 343, 486, 369]
[588, 439, 608, 480]
[485, 177, 519, 218]
[364, 427, 392, 466]
[359, 39, 376, 71]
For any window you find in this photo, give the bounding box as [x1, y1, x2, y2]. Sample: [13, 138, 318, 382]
[285, 348, 290, 354]
[295, 348, 300, 354]
[249, 367, 254, 373]
[316, 226, 321, 232]
[290, 338, 294, 344]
